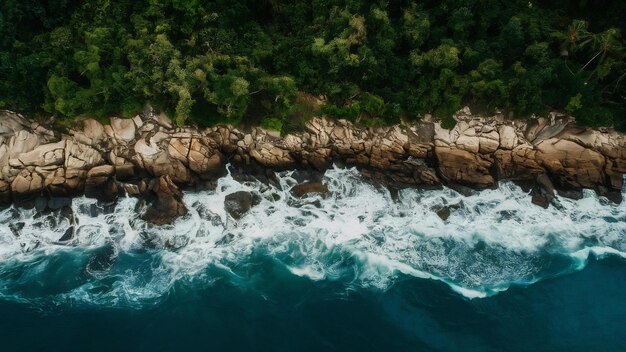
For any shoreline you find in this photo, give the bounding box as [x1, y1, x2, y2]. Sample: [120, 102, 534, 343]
[0, 107, 624, 223]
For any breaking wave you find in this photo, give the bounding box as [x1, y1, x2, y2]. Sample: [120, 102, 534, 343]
[0, 166, 624, 307]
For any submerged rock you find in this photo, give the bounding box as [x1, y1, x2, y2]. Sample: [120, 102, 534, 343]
[142, 175, 188, 225]
[224, 191, 253, 219]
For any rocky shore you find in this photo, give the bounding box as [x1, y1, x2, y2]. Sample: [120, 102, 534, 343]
[0, 107, 624, 224]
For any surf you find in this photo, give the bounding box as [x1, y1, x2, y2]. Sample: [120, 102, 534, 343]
[0, 166, 623, 307]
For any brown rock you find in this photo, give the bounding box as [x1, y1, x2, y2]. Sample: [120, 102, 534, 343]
[110, 117, 136, 143]
[87, 165, 114, 178]
[142, 175, 188, 225]
[498, 125, 518, 150]
[531, 174, 555, 209]
[435, 147, 495, 188]
[115, 164, 136, 181]
[290, 181, 328, 197]
[83, 119, 105, 141]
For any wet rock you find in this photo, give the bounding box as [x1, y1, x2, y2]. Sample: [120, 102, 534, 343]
[596, 185, 623, 204]
[290, 170, 324, 184]
[35, 196, 48, 212]
[48, 197, 72, 210]
[121, 182, 142, 196]
[224, 191, 253, 219]
[436, 207, 451, 221]
[58, 226, 75, 242]
[556, 189, 583, 200]
[446, 182, 477, 197]
[142, 175, 188, 225]
[290, 181, 328, 197]
[531, 174, 555, 208]
[434, 201, 463, 221]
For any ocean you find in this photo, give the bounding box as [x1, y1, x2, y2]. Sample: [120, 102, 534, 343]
[0, 167, 624, 351]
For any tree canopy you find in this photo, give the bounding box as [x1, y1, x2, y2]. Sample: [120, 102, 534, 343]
[0, 0, 624, 130]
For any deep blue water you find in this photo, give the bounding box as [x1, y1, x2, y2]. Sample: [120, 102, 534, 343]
[1, 255, 625, 352]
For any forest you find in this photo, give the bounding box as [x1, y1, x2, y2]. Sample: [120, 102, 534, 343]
[0, 0, 624, 131]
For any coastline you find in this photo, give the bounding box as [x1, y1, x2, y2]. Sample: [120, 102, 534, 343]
[0, 107, 624, 223]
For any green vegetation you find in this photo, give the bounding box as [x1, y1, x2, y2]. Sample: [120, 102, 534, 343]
[0, 0, 624, 131]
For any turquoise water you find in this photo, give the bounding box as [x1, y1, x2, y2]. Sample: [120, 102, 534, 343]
[0, 168, 624, 351]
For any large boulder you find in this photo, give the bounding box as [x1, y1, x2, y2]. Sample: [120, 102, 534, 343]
[224, 191, 253, 219]
[109, 117, 136, 143]
[142, 175, 188, 225]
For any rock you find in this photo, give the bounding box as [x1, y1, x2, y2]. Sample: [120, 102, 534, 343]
[15, 141, 65, 166]
[134, 138, 161, 157]
[456, 134, 480, 153]
[557, 189, 583, 200]
[35, 196, 48, 212]
[85, 165, 117, 201]
[11, 170, 43, 194]
[65, 140, 103, 171]
[0, 111, 29, 134]
[436, 207, 451, 221]
[0, 107, 624, 210]
[435, 147, 495, 188]
[83, 119, 105, 142]
[142, 175, 188, 225]
[498, 125, 518, 150]
[290, 181, 328, 197]
[9, 221, 25, 236]
[85, 176, 118, 202]
[48, 197, 72, 210]
[87, 165, 114, 178]
[596, 185, 623, 204]
[224, 191, 253, 219]
[121, 183, 142, 196]
[155, 112, 173, 129]
[110, 117, 136, 143]
[115, 164, 136, 181]
[531, 174, 555, 208]
[58, 226, 75, 242]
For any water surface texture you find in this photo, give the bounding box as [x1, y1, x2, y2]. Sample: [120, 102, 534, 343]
[1, 168, 625, 351]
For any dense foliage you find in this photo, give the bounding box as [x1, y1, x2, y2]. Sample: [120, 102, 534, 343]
[1, 0, 624, 130]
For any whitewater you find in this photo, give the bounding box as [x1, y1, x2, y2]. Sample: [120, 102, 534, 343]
[0, 166, 624, 308]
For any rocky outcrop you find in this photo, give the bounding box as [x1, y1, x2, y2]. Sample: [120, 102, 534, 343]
[224, 191, 253, 219]
[142, 175, 188, 225]
[0, 106, 624, 225]
[434, 108, 625, 202]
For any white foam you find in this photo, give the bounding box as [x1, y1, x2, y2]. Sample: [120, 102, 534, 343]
[0, 166, 623, 304]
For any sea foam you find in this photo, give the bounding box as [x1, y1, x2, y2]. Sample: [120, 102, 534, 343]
[0, 166, 623, 306]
